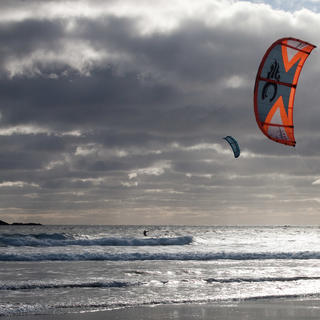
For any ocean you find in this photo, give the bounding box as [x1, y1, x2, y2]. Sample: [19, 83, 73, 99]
[1, 225, 320, 317]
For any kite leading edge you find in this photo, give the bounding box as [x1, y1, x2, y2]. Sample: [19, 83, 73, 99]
[254, 37, 316, 146]
[223, 136, 240, 158]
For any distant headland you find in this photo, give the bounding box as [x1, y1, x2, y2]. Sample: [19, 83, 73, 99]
[0, 219, 42, 226]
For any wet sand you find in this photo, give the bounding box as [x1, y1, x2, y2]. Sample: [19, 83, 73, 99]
[3, 298, 320, 320]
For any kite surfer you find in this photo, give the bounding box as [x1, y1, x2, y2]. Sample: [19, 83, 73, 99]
[143, 230, 149, 236]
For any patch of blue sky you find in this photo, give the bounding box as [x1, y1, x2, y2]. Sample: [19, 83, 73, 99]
[239, 0, 320, 12]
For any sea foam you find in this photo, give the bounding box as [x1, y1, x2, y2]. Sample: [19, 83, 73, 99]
[0, 234, 193, 247]
[1, 250, 320, 261]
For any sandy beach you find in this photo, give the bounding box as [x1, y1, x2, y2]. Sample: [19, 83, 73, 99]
[2, 299, 320, 320]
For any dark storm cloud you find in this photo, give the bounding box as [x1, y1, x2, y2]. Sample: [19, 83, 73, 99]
[0, 19, 64, 54]
[0, 12, 269, 141]
[0, 68, 177, 128]
[0, 17, 183, 133]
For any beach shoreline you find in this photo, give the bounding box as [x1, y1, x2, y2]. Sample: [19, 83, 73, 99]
[2, 298, 320, 320]
[2, 226, 320, 319]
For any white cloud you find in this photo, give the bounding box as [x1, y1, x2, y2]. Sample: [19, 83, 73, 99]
[4, 0, 320, 80]
[145, 188, 184, 194]
[6, 43, 107, 78]
[312, 178, 320, 185]
[128, 172, 138, 180]
[0, 125, 84, 137]
[0, 125, 50, 136]
[75, 145, 97, 156]
[60, 130, 83, 137]
[45, 159, 66, 170]
[0, 181, 40, 188]
[129, 161, 171, 179]
[224, 75, 251, 89]
[72, 177, 106, 185]
[121, 181, 139, 187]
[186, 173, 213, 179]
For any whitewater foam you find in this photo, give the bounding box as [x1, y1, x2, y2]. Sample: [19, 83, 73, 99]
[2, 250, 320, 261]
[0, 234, 193, 247]
[0, 280, 139, 291]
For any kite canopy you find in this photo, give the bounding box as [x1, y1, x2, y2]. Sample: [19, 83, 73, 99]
[254, 37, 316, 146]
[223, 136, 240, 158]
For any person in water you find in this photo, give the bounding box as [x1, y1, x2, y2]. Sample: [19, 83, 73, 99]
[143, 230, 148, 236]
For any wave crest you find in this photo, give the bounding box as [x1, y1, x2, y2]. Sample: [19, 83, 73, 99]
[2, 250, 320, 261]
[0, 234, 193, 247]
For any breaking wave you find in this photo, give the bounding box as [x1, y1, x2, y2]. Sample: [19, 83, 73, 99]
[2, 251, 320, 261]
[0, 233, 193, 247]
[0, 280, 138, 291]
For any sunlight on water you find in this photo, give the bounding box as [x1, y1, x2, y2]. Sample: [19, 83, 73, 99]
[1, 225, 320, 316]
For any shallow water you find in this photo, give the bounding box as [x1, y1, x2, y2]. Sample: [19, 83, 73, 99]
[1, 225, 320, 316]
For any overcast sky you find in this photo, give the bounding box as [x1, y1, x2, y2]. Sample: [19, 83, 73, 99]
[1, 0, 320, 225]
